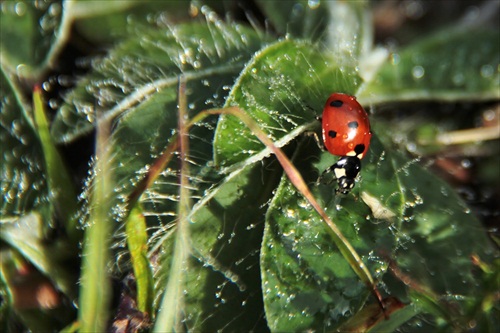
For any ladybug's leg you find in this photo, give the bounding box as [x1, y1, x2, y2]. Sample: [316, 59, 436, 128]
[302, 104, 324, 150]
[303, 102, 319, 118]
[315, 163, 337, 186]
[304, 131, 326, 151]
[316, 158, 343, 186]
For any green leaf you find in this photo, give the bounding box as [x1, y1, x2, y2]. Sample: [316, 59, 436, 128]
[213, 39, 362, 171]
[70, 15, 265, 260]
[360, 28, 500, 103]
[0, 68, 48, 217]
[364, 125, 494, 291]
[52, 19, 264, 143]
[260, 125, 495, 330]
[153, 163, 278, 331]
[261, 138, 396, 331]
[0, 0, 62, 79]
[81, 19, 266, 255]
[72, 1, 193, 44]
[65, 12, 267, 330]
[362, 131, 495, 331]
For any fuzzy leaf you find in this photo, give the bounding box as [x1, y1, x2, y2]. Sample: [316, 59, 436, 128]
[261, 137, 396, 331]
[52, 19, 264, 143]
[213, 39, 362, 171]
[152, 163, 278, 331]
[62, 13, 267, 330]
[261, 128, 495, 331]
[87, 19, 264, 231]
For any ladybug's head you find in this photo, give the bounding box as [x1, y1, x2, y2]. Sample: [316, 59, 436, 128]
[336, 177, 355, 194]
[333, 156, 361, 195]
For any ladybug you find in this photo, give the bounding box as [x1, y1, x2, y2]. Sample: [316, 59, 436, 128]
[321, 93, 372, 194]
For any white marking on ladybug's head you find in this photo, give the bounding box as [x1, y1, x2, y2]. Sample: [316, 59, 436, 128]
[334, 167, 346, 179]
[357, 153, 364, 159]
[346, 151, 356, 156]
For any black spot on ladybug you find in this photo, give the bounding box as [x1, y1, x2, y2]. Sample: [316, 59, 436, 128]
[354, 144, 365, 155]
[348, 121, 359, 129]
[328, 130, 337, 138]
[330, 100, 343, 108]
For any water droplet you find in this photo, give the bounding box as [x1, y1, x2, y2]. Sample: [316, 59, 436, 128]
[406, 142, 417, 153]
[307, 0, 320, 9]
[48, 98, 60, 110]
[480, 64, 494, 78]
[291, 3, 304, 16]
[16, 64, 28, 77]
[15, 2, 27, 16]
[463, 6, 480, 22]
[452, 73, 465, 86]
[412, 66, 425, 79]
[461, 159, 472, 168]
[440, 186, 449, 197]
[48, 3, 61, 16]
[389, 53, 400, 66]
[404, 0, 424, 19]
[11, 119, 22, 135]
[206, 9, 218, 23]
[246, 223, 256, 230]
[42, 81, 52, 92]
[6, 188, 15, 203]
[57, 75, 73, 87]
[285, 208, 296, 218]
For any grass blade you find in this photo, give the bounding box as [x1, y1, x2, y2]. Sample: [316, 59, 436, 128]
[78, 116, 113, 332]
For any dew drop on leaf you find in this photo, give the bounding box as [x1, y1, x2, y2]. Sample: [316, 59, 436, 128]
[391, 53, 401, 65]
[412, 65, 425, 79]
[452, 73, 465, 86]
[480, 64, 494, 78]
[14, 2, 27, 16]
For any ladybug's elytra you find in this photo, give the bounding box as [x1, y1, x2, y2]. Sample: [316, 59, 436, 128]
[321, 93, 372, 194]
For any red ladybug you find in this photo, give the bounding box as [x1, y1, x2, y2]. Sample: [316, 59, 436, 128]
[321, 93, 372, 194]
